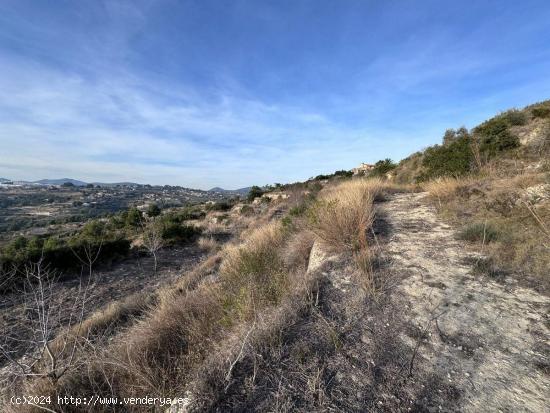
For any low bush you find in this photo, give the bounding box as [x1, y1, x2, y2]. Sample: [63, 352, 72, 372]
[532, 104, 550, 119]
[474, 114, 520, 156]
[0, 232, 130, 292]
[247, 186, 264, 202]
[313, 169, 353, 181]
[147, 203, 161, 217]
[206, 201, 233, 212]
[240, 205, 254, 216]
[418, 137, 473, 181]
[504, 109, 528, 126]
[371, 158, 397, 176]
[161, 222, 201, 244]
[457, 222, 501, 243]
[220, 223, 288, 321]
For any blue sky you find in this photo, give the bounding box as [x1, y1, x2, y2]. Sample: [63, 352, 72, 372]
[1, 0, 549, 189]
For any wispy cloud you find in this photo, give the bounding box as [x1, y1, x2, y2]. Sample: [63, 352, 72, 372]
[1, 1, 549, 188]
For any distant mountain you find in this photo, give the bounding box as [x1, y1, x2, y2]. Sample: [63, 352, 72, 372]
[0, 178, 11, 183]
[34, 178, 88, 186]
[209, 187, 251, 195]
[90, 181, 140, 187]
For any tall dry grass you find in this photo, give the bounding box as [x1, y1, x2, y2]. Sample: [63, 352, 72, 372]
[309, 178, 382, 251]
[422, 177, 474, 208]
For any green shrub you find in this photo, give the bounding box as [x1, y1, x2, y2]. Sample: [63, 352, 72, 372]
[205, 201, 232, 212]
[504, 109, 528, 126]
[418, 137, 473, 181]
[532, 105, 550, 119]
[161, 223, 201, 244]
[442, 127, 469, 145]
[123, 207, 143, 228]
[0, 231, 130, 292]
[289, 203, 308, 217]
[458, 222, 501, 243]
[474, 115, 520, 156]
[240, 205, 254, 216]
[247, 185, 264, 202]
[371, 158, 397, 176]
[147, 203, 161, 217]
[314, 170, 353, 181]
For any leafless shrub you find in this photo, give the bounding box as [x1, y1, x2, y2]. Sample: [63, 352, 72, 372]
[0, 258, 94, 385]
[141, 222, 164, 274]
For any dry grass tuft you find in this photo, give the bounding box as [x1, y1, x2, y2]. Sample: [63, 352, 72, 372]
[197, 236, 219, 252]
[173, 253, 222, 293]
[309, 178, 382, 251]
[422, 177, 465, 207]
[353, 248, 376, 295]
[282, 230, 315, 271]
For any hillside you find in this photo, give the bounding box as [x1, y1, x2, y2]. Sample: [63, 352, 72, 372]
[0, 101, 548, 412]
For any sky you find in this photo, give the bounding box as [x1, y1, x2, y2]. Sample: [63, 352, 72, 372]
[1, 1, 549, 189]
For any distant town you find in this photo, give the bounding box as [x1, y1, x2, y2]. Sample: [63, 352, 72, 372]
[0, 178, 248, 242]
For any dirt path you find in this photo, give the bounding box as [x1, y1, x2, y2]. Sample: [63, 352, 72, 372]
[378, 192, 550, 412]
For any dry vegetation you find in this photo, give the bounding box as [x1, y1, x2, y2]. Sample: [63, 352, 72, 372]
[416, 103, 550, 291]
[2, 101, 548, 412]
[423, 170, 549, 291]
[1, 175, 388, 412]
[308, 178, 382, 251]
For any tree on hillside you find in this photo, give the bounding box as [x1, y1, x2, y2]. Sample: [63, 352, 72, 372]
[70, 220, 105, 278]
[125, 207, 143, 228]
[147, 203, 161, 218]
[247, 186, 264, 202]
[443, 127, 469, 145]
[372, 159, 397, 176]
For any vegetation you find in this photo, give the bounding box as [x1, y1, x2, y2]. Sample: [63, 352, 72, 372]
[247, 185, 264, 202]
[531, 102, 550, 118]
[2, 101, 549, 412]
[0, 220, 130, 292]
[308, 179, 382, 251]
[457, 222, 501, 243]
[418, 134, 473, 181]
[473, 114, 520, 157]
[160, 221, 201, 244]
[313, 169, 353, 181]
[371, 158, 397, 176]
[205, 200, 233, 211]
[423, 167, 549, 290]
[146, 203, 161, 217]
